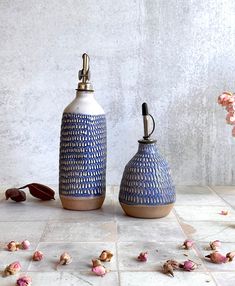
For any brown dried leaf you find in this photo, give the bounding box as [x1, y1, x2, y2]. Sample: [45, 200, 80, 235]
[5, 188, 26, 202]
[19, 183, 55, 200]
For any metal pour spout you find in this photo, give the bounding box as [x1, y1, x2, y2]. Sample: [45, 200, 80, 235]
[77, 53, 94, 92]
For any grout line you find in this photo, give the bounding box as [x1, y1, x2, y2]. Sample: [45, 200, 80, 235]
[208, 186, 235, 210]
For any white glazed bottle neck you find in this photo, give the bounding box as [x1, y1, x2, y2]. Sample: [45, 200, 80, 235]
[64, 90, 105, 115]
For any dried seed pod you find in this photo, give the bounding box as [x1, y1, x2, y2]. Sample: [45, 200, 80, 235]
[99, 250, 113, 262]
[59, 252, 72, 265]
[5, 188, 26, 202]
[4, 261, 21, 276]
[19, 183, 55, 201]
[205, 252, 229, 264]
[163, 262, 174, 277]
[16, 275, 32, 286]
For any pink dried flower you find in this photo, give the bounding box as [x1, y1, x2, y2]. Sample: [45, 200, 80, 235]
[32, 250, 44, 261]
[20, 240, 30, 250]
[182, 239, 194, 250]
[16, 275, 32, 286]
[4, 261, 21, 276]
[137, 251, 148, 262]
[209, 240, 221, 250]
[92, 265, 107, 276]
[226, 113, 235, 125]
[162, 260, 180, 277]
[220, 210, 229, 215]
[232, 126, 235, 137]
[218, 92, 234, 106]
[179, 260, 198, 271]
[226, 103, 235, 112]
[59, 252, 72, 265]
[99, 250, 113, 262]
[226, 251, 235, 262]
[7, 241, 20, 252]
[205, 252, 229, 264]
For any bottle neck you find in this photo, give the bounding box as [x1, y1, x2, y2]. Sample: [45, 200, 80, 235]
[76, 90, 94, 99]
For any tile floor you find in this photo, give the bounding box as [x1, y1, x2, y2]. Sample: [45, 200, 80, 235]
[0, 186, 235, 285]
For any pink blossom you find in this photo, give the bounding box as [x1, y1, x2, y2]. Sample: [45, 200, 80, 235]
[92, 265, 106, 276]
[218, 92, 234, 106]
[32, 250, 44, 261]
[137, 251, 148, 262]
[210, 240, 221, 250]
[226, 103, 235, 113]
[179, 260, 197, 271]
[232, 126, 235, 137]
[4, 261, 21, 276]
[226, 113, 235, 125]
[7, 241, 20, 252]
[16, 275, 32, 286]
[21, 240, 30, 250]
[205, 252, 228, 264]
[182, 239, 194, 249]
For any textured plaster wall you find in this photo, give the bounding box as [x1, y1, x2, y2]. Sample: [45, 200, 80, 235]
[1, 0, 235, 187]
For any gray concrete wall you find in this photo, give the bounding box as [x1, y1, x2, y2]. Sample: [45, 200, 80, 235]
[1, 0, 235, 186]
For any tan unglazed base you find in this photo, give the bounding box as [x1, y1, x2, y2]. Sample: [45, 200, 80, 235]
[60, 195, 105, 211]
[120, 202, 174, 219]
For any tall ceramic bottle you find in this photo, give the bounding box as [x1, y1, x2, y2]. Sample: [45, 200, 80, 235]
[59, 53, 106, 210]
[119, 103, 175, 218]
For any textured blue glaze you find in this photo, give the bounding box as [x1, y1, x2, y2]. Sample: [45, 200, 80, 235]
[59, 113, 106, 198]
[119, 142, 175, 206]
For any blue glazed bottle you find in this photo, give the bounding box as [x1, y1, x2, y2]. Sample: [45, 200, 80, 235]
[59, 54, 106, 210]
[119, 103, 175, 218]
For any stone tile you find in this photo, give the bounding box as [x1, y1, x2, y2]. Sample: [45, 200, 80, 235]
[0, 222, 46, 242]
[0, 188, 115, 222]
[0, 243, 38, 274]
[117, 221, 185, 242]
[175, 186, 226, 206]
[196, 242, 235, 271]
[41, 221, 117, 242]
[212, 272, 235, 286]
[175, 205, 235, 222]
[210, 186, 235, 208]
[117, 242, 204, 271]
[0, 271, 119, 286]
[180, 221, 235, 242]
[120, 272, 215, 286]
[28, 242, 117, 272]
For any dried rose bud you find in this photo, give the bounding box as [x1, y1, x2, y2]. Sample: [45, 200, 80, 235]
[32, 250, 44, 261]
[20, 240, 30, 250]
[226, 251, 235, 262]
[163, 262, 174, 277]
[166, 259, 180, 270]
[7, 241, 20, 252]
[99, 250, 113, 262]
[209, 240, 221, 250]
[205, 252, 229, 264]
[182, 239, 194, 250]
[92, 259, 102, 267]
[5, 188, 26, 202]
[4, 261, 21, 276]
[16, 275, 32, 286]
[179, 260, 198, 271]
[220, 210, 228, 215]
[137, 251, 148, 262]
[59, 252, 72, 265]
[92, 265, 107, 276]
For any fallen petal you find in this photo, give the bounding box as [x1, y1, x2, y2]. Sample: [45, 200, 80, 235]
[137, 251, 148, 262]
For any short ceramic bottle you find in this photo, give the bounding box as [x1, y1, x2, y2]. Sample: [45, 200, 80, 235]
[59, 53, 106, 210]
[119, 103, 176, 218]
